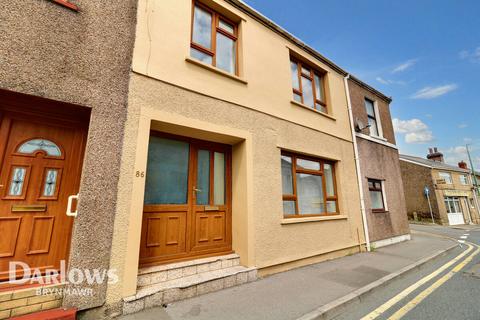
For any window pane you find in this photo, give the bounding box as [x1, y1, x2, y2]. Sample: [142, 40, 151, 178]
[216, 33, 236, 73]
[219, 19, 234, 34]
[192, 5, 212, 49]
[214, 152, 225, 205]
[290, 62, 300, 91]
[370, 190, 384, 210]
[18, 139, 61, 157]
[293, 93, 302, 103]
[296, 158, 320, 171]
[43, 169, 59, 197]
[324, 164, 335, 196]
[314, 74, 324, 102]
[440, 172, 452, 184]
[283, 201, 296, 215]
[368, 117, 379, 136]
[315, 103, 327, 113]
[196, 150, 210, 205]
[365, 99, 375, 117]
[301, 77, 314, 107]
[326, 201, 337, 213]
[296, 173, 324, 214]
[191, 47, 213, 64]
[301, 66, 310, 76]
[144, 137, 190, 204]
[281, 155, 293, 194]
[9, 167, 26, 196]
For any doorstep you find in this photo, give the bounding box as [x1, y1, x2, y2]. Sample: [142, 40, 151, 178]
[0, 283, 64, 319]
[123, 254, 257, 316]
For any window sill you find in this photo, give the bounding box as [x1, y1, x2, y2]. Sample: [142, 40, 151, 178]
[372, 210, 389, 214]
[369, 135, 387, 142]
[290, 100, 336, 121]
[281, 214, 347, 225]
[185, 57, 248, 85]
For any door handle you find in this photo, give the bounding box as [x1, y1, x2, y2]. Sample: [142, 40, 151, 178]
[66, 194, 79, 217]
[193, 187, 202, 193]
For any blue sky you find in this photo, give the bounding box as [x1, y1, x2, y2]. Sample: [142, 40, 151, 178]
[244, 0, 480, 168]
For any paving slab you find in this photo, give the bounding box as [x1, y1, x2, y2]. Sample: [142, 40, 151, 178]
[120, 232, 456, 320]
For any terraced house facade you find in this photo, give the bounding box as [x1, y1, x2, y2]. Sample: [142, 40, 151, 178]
[0, 0, 404, 319]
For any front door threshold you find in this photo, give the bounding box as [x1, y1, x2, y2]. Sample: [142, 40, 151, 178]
[122, 254, 257, 316]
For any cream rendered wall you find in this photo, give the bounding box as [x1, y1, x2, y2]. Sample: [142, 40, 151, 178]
[106, 0, 365, 304]
[132, 0, 353, 143]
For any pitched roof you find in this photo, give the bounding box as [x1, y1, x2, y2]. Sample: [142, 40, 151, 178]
[399, 154, 470, 173]
[225, 0, 392, 103]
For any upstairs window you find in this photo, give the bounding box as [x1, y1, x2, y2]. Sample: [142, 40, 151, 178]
[364, 98, 380, 137]
[191, 3, 238, 74]
[460, 175, 469, 185]
[439, 172, 453, 184]
[290, 60, 327, 113]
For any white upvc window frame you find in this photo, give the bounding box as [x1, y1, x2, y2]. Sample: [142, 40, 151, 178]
[439, 172, 453, 184]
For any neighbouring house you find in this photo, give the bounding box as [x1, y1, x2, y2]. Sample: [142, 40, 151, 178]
[0, 0, 407, 319]
[346, 77, 410, 248]
[400, 149, 480, 226]
[0, 0, 137, 318]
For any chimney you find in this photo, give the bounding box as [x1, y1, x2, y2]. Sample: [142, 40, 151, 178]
[458, 161, 468, 169]
[426, 147, 444, 162]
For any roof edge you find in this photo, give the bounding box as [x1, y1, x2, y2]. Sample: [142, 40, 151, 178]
[349, 75, 393, 103]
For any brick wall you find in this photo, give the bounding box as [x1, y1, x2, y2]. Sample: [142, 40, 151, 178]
[0, 285, 63, 319]
[399, 161, 442, 222]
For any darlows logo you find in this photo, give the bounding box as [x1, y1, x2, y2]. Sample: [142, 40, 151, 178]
[9, 260, 118, 286]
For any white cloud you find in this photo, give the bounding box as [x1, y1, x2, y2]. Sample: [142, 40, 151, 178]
[459, 47, 480, 63]
[444, 145, 480, 168]
[376, 77, 407, 85]
[392, 59, 417, 73]
[393, 118, 434, 144]
[411, 84, 458, 99]
[458, 123, 468, 129]
[464, 137, 473, 143]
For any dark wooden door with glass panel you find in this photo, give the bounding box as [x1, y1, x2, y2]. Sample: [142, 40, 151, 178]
[0, 111, 87, 281]
[139, 134, 232, 267]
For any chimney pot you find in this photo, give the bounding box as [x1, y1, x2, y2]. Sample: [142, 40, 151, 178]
[426, 147, 444, 163]
[459, 161, 468, 169]
[434, 147, 438, 152]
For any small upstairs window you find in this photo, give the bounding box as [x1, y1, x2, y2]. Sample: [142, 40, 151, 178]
[290, 59, 327, 114]
[460, 175, 469, 185]
[439, 172, 453, 184]
[364, 98, 380, 137]
[190, 2, 238, 75]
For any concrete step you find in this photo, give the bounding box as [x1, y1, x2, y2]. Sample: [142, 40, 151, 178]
[137, 253, 240, 287]
[123, 265, 257, 316]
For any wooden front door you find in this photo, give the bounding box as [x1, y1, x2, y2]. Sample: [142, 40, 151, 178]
[0, 111, 87, 281]
[139, 133, 232, 267]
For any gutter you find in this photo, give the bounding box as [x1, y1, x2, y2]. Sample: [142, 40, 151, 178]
[344, 74, 371, 252]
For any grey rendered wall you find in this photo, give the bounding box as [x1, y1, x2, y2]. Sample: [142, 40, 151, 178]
[0, 0, 137, 313]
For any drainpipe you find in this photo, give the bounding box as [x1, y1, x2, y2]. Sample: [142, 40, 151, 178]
[344, 74, 371, 252]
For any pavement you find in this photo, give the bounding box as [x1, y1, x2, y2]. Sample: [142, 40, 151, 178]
[121, 227, 457, 320]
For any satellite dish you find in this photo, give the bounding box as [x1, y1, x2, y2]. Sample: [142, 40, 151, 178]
[355, 118, 371, 132]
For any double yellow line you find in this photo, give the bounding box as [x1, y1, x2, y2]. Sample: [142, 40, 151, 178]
[361, 241, 480, 320]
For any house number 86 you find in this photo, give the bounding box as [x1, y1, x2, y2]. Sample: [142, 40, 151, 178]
[136, 171, 145, 178]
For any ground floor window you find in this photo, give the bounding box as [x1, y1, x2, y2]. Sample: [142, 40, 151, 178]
[368, 179, 386, 212]
[444, 197, 461, 213]
[281, 151, 338, 217]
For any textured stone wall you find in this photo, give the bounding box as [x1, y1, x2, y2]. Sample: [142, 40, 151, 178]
[0, 0, 138, 314]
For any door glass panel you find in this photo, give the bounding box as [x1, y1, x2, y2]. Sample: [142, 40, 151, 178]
[17, 139, 61, 157]
[43, 169, 59, 197]
[8, 167, 27, 196]
[192, 5, 212, 49]
[214, 152, 225, 205]
[296, 173, 324, 214]
[196, 150, 210, 205]
[144, 137, 190, 204]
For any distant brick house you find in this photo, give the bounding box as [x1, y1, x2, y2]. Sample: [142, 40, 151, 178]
[400, 150, 480, 225]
